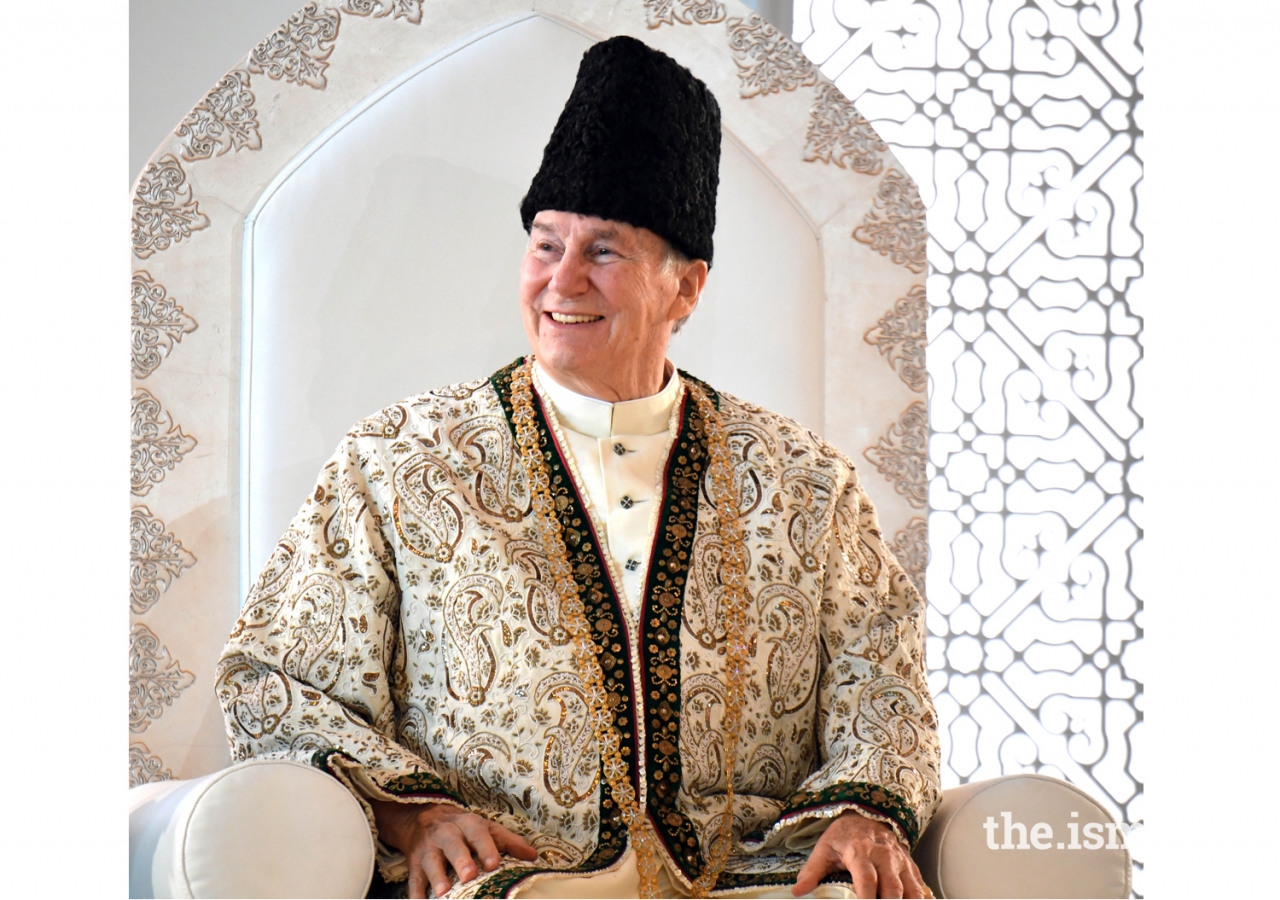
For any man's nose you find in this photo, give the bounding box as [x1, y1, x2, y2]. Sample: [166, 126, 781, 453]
[548, 248, 590, 297]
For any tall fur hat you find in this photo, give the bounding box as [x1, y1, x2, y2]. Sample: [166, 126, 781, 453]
[519, 35, 721, 265]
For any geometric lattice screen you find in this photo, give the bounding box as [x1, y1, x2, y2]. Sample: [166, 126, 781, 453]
[793, 0, 1144, 893]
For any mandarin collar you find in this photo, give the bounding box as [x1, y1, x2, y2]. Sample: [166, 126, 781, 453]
[532, 361, 681, 438]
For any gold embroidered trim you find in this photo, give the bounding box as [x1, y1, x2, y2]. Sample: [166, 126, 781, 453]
[510, 358, 749, 898]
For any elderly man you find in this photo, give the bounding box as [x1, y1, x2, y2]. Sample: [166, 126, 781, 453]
[218, 36, 939, 900]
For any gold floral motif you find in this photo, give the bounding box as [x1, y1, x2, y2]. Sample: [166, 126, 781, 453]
[341, 0, 422, 23]
[232, 536, 300, 638]
[742, 742, 789, 796]
[347, 404, 408, 439]
[216, 654, 293, 739]
[855, 675, 925, 758]
[131, 389, 197, 496]
[130, 506, 196, 615]
[891, 517, 928, 601]
[864, 284, 927, 393]
[833, 503, 885, 590]
[178, 69, 261, 161]
[536, 672, 601, 807]
[680, 673, 727, 795]
[131, 270, 197, 379]
[853, 168, 928, 274]
[129, 624, 196, 733]
[129, 742, 173, 788]
[725, 420, 775, 517]
[758, 584, 819, 718]
[727, 15, 818, 99]
[863, 401, 927, 509]
[132, 155, 209, 259]
[281, 573, 348, 692]
[442, 574, 500, 707]
[782, 468, 836, 572]
[507, 540, 569, 645]
[804, 82, 887, 175]
[456, 732, 515, 815]
[248, 2, 341, 90]
[392, 451, 464, 561]
[451, 416, 531, 523]
[643, 0, 726, 28]
[683, 533, 735, 652]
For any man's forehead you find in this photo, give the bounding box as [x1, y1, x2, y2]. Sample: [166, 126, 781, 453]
[531, 213, 638, 242]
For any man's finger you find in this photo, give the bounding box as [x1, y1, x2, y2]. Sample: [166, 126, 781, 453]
[845, 857, 878, 900]
[436, 825, 480, 884]
[900, 860, 930, 899]
[422, 846, 453, 899]
[875, 862, 905, 899]
[791, 842, 837, 897]
[407, 855, 429, 900]
[491, 823, 540, 862]
[460, 818, 502, 871]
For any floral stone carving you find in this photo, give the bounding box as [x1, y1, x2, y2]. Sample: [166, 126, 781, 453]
[341, 0, 422, 23]
[804, 83, 886, 175]
[131, 389, 197, 497]
[727, 14, 817, 99]
[131, 271, 197, 379]
[643, 0, 725, 28]
[852, 168, 927, 274]
[129, 742, 174, 788]
[129, 623, 196, 734]
[864, 401, 927, 509]
[891, 517, 928, 601]
[864, 284, 927, 393]
[131, 506, 197, 615]
[131, 155, 210, 259]
[248, 2, 341, 90]
[178, 69, 261, 161]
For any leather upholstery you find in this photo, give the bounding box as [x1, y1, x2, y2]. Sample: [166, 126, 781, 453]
[129, 759, 376, 898]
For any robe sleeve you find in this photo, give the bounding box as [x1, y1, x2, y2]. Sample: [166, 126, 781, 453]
[215, 435, 466, 875]
[755, 469, 942, 851]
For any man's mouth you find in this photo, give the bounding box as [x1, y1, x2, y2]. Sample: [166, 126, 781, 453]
[548, 312, 603, 324]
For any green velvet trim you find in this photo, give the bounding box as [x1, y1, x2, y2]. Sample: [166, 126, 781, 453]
[481, 359, 633, 896]
[746, 781, 922, 849]
[637, 387, 710, 882]
[311, 747, 465, 805]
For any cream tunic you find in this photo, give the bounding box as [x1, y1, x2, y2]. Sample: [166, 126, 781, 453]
[532, 362, 682, 616]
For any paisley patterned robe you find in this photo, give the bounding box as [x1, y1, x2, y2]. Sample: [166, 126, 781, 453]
[217, 360, 941, 896]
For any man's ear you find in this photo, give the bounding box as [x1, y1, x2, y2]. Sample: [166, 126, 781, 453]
[674, 258, 709, 318]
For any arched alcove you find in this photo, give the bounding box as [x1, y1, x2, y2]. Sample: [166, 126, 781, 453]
[129, 0, 926, 783]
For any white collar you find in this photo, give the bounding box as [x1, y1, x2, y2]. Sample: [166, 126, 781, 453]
[532, 361, 681, 438]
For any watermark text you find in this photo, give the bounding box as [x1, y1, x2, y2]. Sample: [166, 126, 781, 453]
[982, 812, 1128, 850]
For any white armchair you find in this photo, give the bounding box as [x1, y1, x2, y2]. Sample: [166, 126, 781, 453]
[129, 764, 1129, 898]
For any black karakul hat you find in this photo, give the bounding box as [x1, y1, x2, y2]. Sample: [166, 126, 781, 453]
[520, 35, 721, 265]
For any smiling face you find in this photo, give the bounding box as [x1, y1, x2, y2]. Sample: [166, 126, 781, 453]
[520, 210, 707, 402]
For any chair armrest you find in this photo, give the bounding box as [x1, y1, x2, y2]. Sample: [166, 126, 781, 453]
[128, 759, 376, 898]
[912, 774, 1131, 899]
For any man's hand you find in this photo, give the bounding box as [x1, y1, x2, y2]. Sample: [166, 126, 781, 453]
[792, 811, 931, 899]
[370, 799, 539, 898]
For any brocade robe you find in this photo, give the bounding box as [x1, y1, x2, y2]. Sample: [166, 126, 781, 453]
[216, 360, 942, 897]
